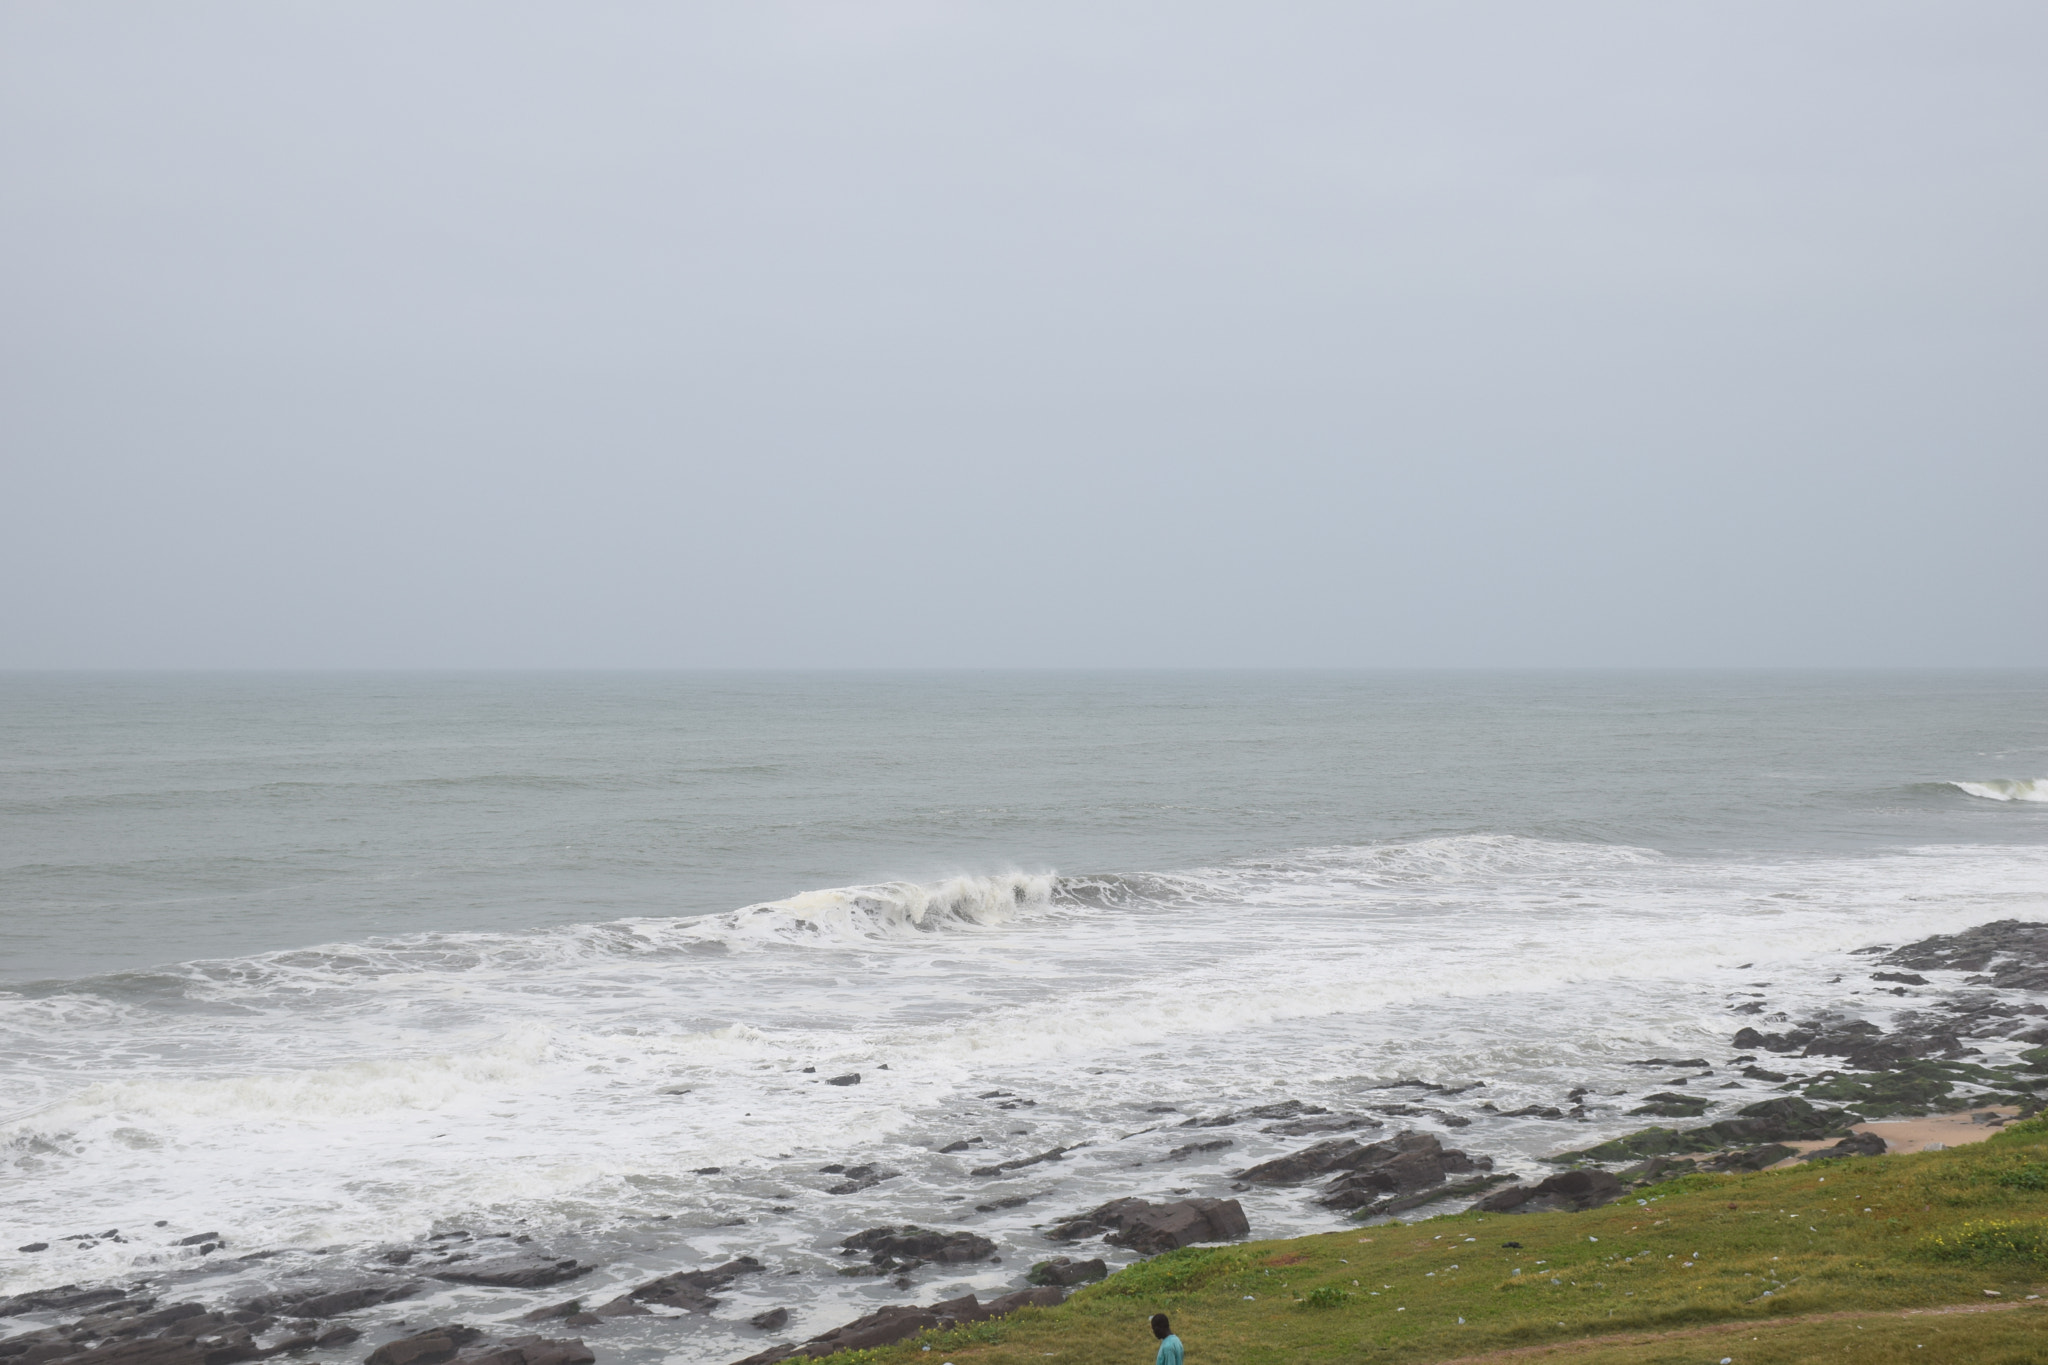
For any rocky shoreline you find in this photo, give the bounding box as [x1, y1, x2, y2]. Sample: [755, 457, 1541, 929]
[7, 919, 2045, 1365]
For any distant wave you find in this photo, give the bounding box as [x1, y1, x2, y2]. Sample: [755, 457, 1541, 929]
[692, 872, 1065, 944]
[1949, 778, 2048, 804]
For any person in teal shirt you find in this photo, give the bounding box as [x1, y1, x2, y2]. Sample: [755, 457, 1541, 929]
[1149, 1314, 1183, 1365]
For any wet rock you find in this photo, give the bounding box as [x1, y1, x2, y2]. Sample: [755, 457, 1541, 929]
[974, 1195, 1031, 1212]
[242, 1282, 420, 1319]
[1549, 1096, 1854, 1164]
[0, 1288, 136, 1318]
[15, 1245, 48, 1255]
[1026, 1257, 1107, 1288]
[839, 1229, 994, 1274]
[366, 1325, 487, 1365]
[172, 1234, 221, 1248]
[317, 1326, 363, 1348]
[1616, 1155, 1699, 1184]
[824, 1074, 860, 1087]
[1802, 1061, 1975, 1117]
[1178, 1100, 1326, 1128]
[594, 1257, 762, 1314]
[1311, 1132, 1493, 1212]
[1741, 1064, 1789, 1082]
[1800, 1131, 1888, 1161]
[823, 1164, 901, 1195]
[1475, 1169, 1625, 1214]
[1884, 921, 2048, 991]
[1259, 1114, 1380, 1137]
[1234, 1136, 1377, 1185]
[1162, 1140, 1232, 1161]
[1706, 1144, 1797, 1172]
[1874, 972, 1929, 986]
[748, 1309, 788, 1333]
[1627, 1058, 1710, 1069]
[430, 1256, 590, 1290]
[1628, 1094, 1710, 1118]
[448, 1335, 594, 1365]
[1045, 1197, 1248, 1255]
[967, 1148, 1066, 1177]
[737, 1288, 1067, 1365]
[1364, 1103, 1472, 1127]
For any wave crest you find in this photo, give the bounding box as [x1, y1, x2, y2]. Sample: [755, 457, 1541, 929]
[690, 872, 1064, 945]
[1950, 778, 2048, 804]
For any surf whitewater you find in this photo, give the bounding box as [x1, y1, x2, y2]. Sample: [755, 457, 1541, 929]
[4, 839, 2048, 1365]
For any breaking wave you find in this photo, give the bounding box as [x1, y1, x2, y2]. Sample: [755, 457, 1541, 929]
[1950, 778, 2048, 803]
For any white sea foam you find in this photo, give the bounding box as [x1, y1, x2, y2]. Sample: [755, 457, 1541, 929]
[5, 836, 2048, 1350]
[1950, 778, 2048, 803]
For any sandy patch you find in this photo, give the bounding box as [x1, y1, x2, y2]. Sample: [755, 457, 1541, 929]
[1772, 1105, 2020, 1164]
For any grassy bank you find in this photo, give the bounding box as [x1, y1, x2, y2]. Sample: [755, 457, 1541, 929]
[831, 1119, 2048, 1365]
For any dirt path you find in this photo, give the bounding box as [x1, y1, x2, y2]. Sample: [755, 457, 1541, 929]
[1428, 1299, 2036, 1363]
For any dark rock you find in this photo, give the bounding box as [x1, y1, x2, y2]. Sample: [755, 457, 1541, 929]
[1627, 1058, 1710, 1069]
[1352, 1174, 1515, 1217]
[1475, 1169, 1625, 1214]
[823, 1164, 901, 1195]
[974, 1195, 1031, 1212]
[1046, 1197, 1248, 1255]
[748, 1309, 788, 1333]
[1874, 972, 1929, 986]
[1026, 1257, 1107, 1288]
[967, 1148, 1065, 1177]
[1885, 921, 2048, 991]
[1628, 1094, 1710, 1118]
[1494, 1106, 1566, 1119]
[1177, 1100, 1327, 1128]
[1707, 1144, 1797, 1172]
[430, 1257, 590, 1290]
[16, 1245, 48, 1254]
[517, 1302, 584, 1324]
[1364, 1103, 1472, 1127]
[1802, 1061, 1974, 1117]
[937, 1141, 972, 1153]
[1549, 1096, 1854, 1164]
[243, 1282, 420, 1319]
[1800, 1131, 1888, 1161]
[449, 1334, 594, 1365]
[1162, 1140, 1232, 1161]
[1, 1288, 134, 1318]
[839, 1228, 994, 1273]
[824, 1074, 860, 1087]
[316, 1326, 362, 1348]
[1259, 1115, 1380, 1137]
[1741, 1064, 1789, 1082]
[1310, 1132, 1492, 1212]
[1616, 1155, 1699, 1184]
[1235, 1136, 1378, 1185]
[596, 1257, 762, 1314]
[173, 1234, 221, 1248]
[366, 1325, 486, 1365]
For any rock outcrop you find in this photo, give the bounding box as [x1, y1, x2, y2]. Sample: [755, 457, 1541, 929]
[838, 1229, 995, 1275]
[730, 1288, 1064, 1365]
[1045, 1198, 1248, 1255]
[1475, 1169, 1625, 1214]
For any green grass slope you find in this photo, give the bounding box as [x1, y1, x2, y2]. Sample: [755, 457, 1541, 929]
[821, 1119, 2048, 1365]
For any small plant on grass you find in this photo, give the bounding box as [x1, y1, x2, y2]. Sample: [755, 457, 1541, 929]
[1301, 1285, 1351, 1308]
[1923, 1218, 2048, 1267]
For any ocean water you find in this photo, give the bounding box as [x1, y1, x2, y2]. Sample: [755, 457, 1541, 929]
[3, 671, 2046, 1360]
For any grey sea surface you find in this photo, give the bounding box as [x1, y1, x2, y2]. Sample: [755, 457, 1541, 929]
[1, 671, 2045, 1362]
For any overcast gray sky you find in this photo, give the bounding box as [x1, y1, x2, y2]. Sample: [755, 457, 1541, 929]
[2, 1, 2042, 668]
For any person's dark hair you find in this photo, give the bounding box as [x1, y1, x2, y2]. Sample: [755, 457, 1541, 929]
[1150, 1314, 1171, 1340]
